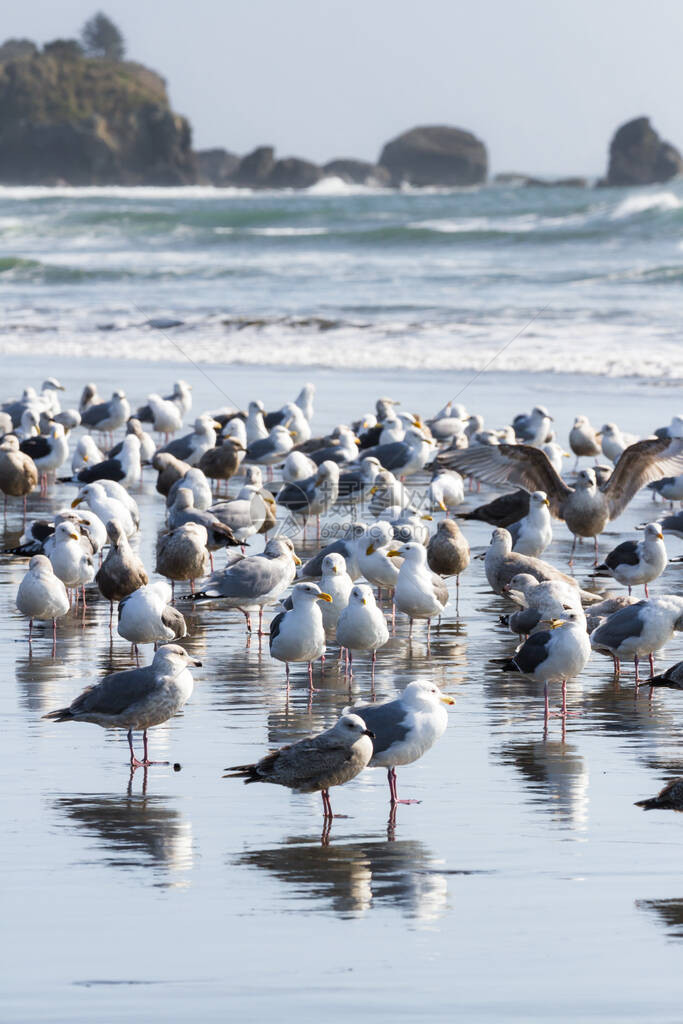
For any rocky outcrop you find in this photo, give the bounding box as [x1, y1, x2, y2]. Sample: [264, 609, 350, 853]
[196, 147, 240, 185]
[379, 125, 487, 186]
[494, 172, 588, 188]
[0, 49, 196, 184]
[323, 158, 390, 186]
[231, 146, 275, 186]
[604, 117, 683, 186]
[267, 157, 322, 189]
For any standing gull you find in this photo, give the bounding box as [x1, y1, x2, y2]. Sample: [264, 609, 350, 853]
[224, 713, 373, 820]
[118, 582, 187, 654]
[48, 521, 95, 603]
[506, 491, 553, 557]
[156, 522, 209, 597]
[95, 520, 149, 628]
[484, 528, 600, 603]
[0, 436, 37, 516]
[336, 584, 389, 682]
[392, 541, 448, 640]
[596, 523, 667, 596]
[512, 406, 553, 445]
[75, 435, 141, 488]
[16, 554, 70, 651]
[269, 582, 331, 688]
[502, 612, 591, 720]
[569, 416, 602, 468]
[160, 415, 222, 467]
[351, 680, 454, 805]
[44, 645, 201, 768]
[81, 390, 130, 442]
[427, 519, 470, 607]
[20, 422, 69, 494]
[590, 596, 683, 681]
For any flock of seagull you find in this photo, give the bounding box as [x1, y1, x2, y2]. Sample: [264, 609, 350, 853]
[2, 379, 683, 819]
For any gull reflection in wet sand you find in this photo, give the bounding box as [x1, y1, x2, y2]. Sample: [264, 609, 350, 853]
[636, 898, 683, 941]
[236, 832, 449, 921]
[498, 738, 589, 830]
[52, 771, 193, 887]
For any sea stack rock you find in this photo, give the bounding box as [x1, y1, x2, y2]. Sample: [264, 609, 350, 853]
[605, 117, 683, 186]
[267, 157, 323, 189]
[323, 159, 391, 186]
[232, 146, 276, 186]
[0, 47, 196, 184]
[379, 124, 487, 186]
[196, 148, 240, 185]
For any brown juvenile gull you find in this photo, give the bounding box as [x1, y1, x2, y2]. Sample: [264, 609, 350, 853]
[152, 452, 194, 497]
[569, 415, 602, 468]
[44, 644, 201, 768]
[0, 436, 38, 516]
[167, 487, 239, 564]
[440, 438, 683, 563]
[427, 519, 470, 607]
[95, 519, 149, 628]
[485, 528, 602, 605]
[156, 522, 209, 597]
[224, 713, 374, 819]
[198, 435, 246, 494]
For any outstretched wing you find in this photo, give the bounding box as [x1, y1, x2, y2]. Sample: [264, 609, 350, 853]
[438, 444, 571, 517]
[603, 438, 683, 519]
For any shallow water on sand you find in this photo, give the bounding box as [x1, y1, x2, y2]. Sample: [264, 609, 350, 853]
[2, 358, 683, 1022]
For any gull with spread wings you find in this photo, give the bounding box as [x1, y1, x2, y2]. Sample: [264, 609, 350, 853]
[439, 437, 683, 564]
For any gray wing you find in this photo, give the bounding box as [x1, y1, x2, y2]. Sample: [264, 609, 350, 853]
[69, 665, 161, 716]
[507, 519, 522, 545]
[350, 699, 410, 756]
[81, 401, 112, 427]
[161, 605, 187, 638]
[361, 441, 409, 471]
[512, 631, 553, 674]
[257, 735, 354, 788]
[247, 437, 275, 461]
[438, 444, 571, 516]
[430, 573, 449, 606]
[591, 601, 647, 650]
[300, 539, 352, 579]
[206, 556, 283, 599]
[269, 610, 286, 650]
[509, 608, 543, 634]
[660, 511, 683, 537]
[603, 438, 683, 518]
[160, 433, 194, 461]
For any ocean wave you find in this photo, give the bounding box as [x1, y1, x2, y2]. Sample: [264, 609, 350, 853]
[611, 191, 682, 219]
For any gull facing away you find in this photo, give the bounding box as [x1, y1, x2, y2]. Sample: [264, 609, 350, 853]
[43, 645, 201, 768]
[502, 611, 591, 721]
[439, 437, 683, 563]
[350, 680, 454, 805]
[0, 436, 38, 516]
[224, 713, 374, 820]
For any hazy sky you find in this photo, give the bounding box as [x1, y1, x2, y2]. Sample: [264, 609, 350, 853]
[6, 1, 683, 175]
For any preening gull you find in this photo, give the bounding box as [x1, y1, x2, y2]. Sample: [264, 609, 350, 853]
[428, 468, 465, 512]
[350, 680, 454, 805]
[44, 645, 201, 768]
[224, 713, 373, 820]
[118, 582, 187, 652]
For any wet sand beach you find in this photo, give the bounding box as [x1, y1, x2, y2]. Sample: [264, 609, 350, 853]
[3, 355, 683, 1022]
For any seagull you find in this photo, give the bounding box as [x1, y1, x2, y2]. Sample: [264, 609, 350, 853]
[167, 467, 213, 512]
[192, 536, 299, 632]
[596, 523, 667, 596]
[590, 596, 683, 681]
[457, 489, 530, 527]
[600, 423, 634, 464]
[350, 680, 454, 805]
[439, 437, 683, 563]
[96, 480, 140, 530]
[336, 584, 389, 680]
[635, 780, 683, 812]
[362, 427, 434, 477]
[72, 482, 136, 538]
[648, 474, 683, 507]
[358, 521, 402, 597]
[70, 435, 104, 476]
[502, 573, 582, 636]
[512, 405, 553, 445]
[75, 435, 141, 488]
[152, 452, 193, 496]
[542, 442, 569, 475]
[43, 645, 201, 768]
[269, 582, 331, 687]
[224, 713, 373, 820]
[95, 520, 149, 626]
[391, 541, 448, 639]
[276, 461, 340, 534]
[0, 436, 37, 515]
[569, 415, 602, 467]
[502, 611, 591, 720]
[484, 528, 600, 603]
[110, 417, 156, 464]
[43, 508, 107, 559]
[47, 521, 95, 602]
[81, 390, 130, 441]
[209, 483, 268, 543]
[20, 422, 69, 494]
[317, 553, 353, 632]
[427, 520, 469, 606]
[246, 400, 269, 445]
[79, 383, 100, 414]
[368, 469, 409, 514]
[282, 450, 317, 484]
[156, 522, 209, 597]
[167, 488, 239, 561]
[16, 554, 70, 650]
[246, 425, 294, 472]
[428, 469, 465, 513]
[118, 582, 187, 654]
[506, 491, 553, 557]
[308, 425, 361, 467]
[159, 415, 222, 466]
[198, 436, 247, 494]
[145, 393, 184, 439]
[584, 594, 639, 633]
[659, 510, 683, 539]
[137, 380, 192, 423]
[337, 456, 382, 504]
[298, 523, 368, 581]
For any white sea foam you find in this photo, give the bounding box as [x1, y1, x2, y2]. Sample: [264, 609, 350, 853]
[611, 191, 681, 219]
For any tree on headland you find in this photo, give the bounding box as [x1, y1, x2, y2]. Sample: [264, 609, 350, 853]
[43, 39, 84, 60]
[0, 38, 37, 61]
[80, 12, 125, 60]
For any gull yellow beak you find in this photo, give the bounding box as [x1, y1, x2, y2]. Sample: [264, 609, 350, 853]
[69, 532, 80, 541]
[387, 549, 401, 557]
[657, 531, 664, 540]
[543, 498, 550, 507]
[82, 455, 88, 463]
[212, 420, 222, 430]
[317, 592, 333, 603]
[354, 437, 361, 446]
[438, 501, 447, 511]
[366, 543, 375, 556]
[369, 486, 377, 495]
[440, 694, 455, 705]
[289, 430, 297, 438]
[293, 554, 302, 565]
[541, 618, 565, 629]
[562, 451, 571, 458]
[71, 496, 83, 508]
[422, 514, 433, 521]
